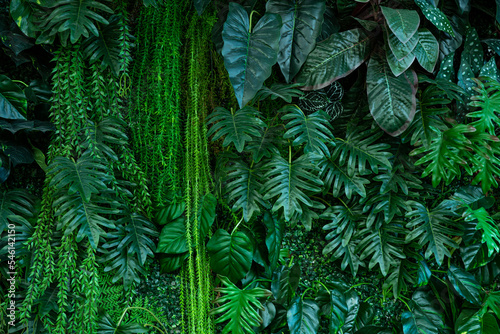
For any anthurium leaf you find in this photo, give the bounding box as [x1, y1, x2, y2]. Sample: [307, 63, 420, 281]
[211, 276, 272, 334]
[252, 82, 304, 103]
[319, 154, 370, 199]
[158, 252, 188, 273]
[464, 206, 500, 257]
[198, 193, 217, 240]
[448, 264, 483, 305]
[380, 6, 419, 44]
[0, 74, 27, 120]
[222, 3, 281, 108]
[266, 0, 326, 83]
[287, 297, 320, 334]
[405, 201, 462, 266]
[366, 52, 418, 136]
[282, 104, 334, 155]
[207, 229, 254, 282]
[194, 0, 211, 15]
[414, 0, 454, 36]
[264, 211, 284, 269]
[455, 309, 481, 334]
[401, 290, 444, 334]
[413, 28, 439, 73]
[386, 28, 418, 61]
[156, 217, 188, 254]
[207, 106, 266, 152]
[296, 29, 371, 90]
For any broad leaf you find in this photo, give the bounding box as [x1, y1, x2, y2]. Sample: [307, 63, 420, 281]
[97, 311, 148, 333]
[156, 217, 188, 254]
[386, 29, 418, 61]
[413, 28, 439, 73]
[366, 52, 418, 136]
[207, 229, 254, 282]
[287, 297, 320, 334]
[464, 206, 500, 257]
[319, 155, 370, 199]
[194, 0, 211, 15]
[0, 74, 27, 120]
[207, 106, 265, 152]
[252, 82, 304, 103]
[263, 211, 284, 269]
[102, 249, 145, 290]
[266, 0, 326, 82]
[0, 189, 34, 233]
[328, 289, 348, 333]
[10, 0, 42, 38]
[402, 290, 444, 334]
[448, 264, 482, 305]
[414, 0, 454, 36]
[271, 264, 301, 305]
[246, 125, 281, 163]
[222, 3, 281, 108]
[461, 242, 495, 271]
[296, 29, 371, 90]
[198, 193, 217, 240]
[158, 252, 188, 273]
[380, 6, 419, 44]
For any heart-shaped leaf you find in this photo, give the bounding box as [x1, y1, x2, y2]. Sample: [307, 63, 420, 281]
[222, 3, 281, 108]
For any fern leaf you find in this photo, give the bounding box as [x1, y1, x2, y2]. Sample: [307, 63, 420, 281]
[318, 155, 369, 199]
[282, 105, 334, 156]
[225, 159, 268, 222]
[207, 106, 266, 152]
[405, 201, 462, 266]
[262, 153, 323, 221]
[332, 124, 392, 176]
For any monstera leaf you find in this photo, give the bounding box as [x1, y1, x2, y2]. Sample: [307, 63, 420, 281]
[225, 159, 267, 222]
[82, 117, 128, 162]
[405, 201, 461, 266]
[222, 3, 281, 108]
[262, 153, 323, 221]
[464, 206, 500, 257]
[207, 229, 254, 282]
[282, 104, 334, 155]
[246, 125, 281, 163]
[287, 297, 320, 334]
[0, 74, 27, 120]
[266, 0, 325, 83]
[296, 29, 371, 90]
[39, 0, 113, 45]
[319, 155, 370, 199]
[366, 52, 418, 136]
[469, 77, 500, 134]
[207, 106, 266, 152]
[447, 264, 483, 306]
[211, 275, 272, 334]
[252, 82, 304, 103]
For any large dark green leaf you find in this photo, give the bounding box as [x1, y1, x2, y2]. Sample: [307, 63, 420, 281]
[10, 0, 43, 38]
[414, 0, 454, 36]
[447, 264, 482, 306]
[386, 28, 418, 61]
[266, 0, 326, 83]
[158, 252, 188, 273]
[366, 52, 418, 136]
[246, 125, 281, 163]
[0, 119, 55, 134]
[0, 74, 27, 120]
[156, 217, 188, 254]
[207, 229, 254, 282]
[0, 189, 34, 233]
[296, 29, 371, 90]
[455, 309, 481, 334]
[381, 6, 419, 44]
[341, 290, 360, 333]
[287, 297, 320, 334]
[464, 206, 500, 257]
[329, 289, 348, 334]
[401, 290, 444, 334]
[207, 106, 266, 152]
[264, 211, 284, 269]
[461, 242, 495, 271]
[319, 155, 370, 199]
[222, 3, 281, 108]
[271, 264, 301, 305]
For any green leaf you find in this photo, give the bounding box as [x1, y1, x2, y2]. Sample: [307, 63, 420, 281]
[462, 28, 483, 75]
[414, 0, 454, 36]
[0, 189, 34, 233]
[207, 106, 266, 153]
[469, 77, 500, 134]
[102, 249, 145, 290]
[246, 125, 281, 163]
[483, 291, 500, 318]
[10, 0, 43, 38]
[266, 0, 326, 82]
[225, 159, 267, 222]
[380, 6, 419, 44]
[264, 211, 284, 269]
[194, 0, 211, 15]
[282, 104, 334, 155]
[0, 74, 27, 120]
[97, 311, 149, 333]
[198, 193, 217, 240]
[413, 28, 439, 73]
[296, 29, 371, 90]
[319, 155, 370, 199]
[207, 229, 254, 282]
[480, 58, 500, 81]
[158, 252, 188, 273]
[328, 289, 348, 333]
[464, 206, 500, 257]
[287, 297, 320, 334]
[211, 275, 272, 334]
[448, 264, 482, 305]
[252, 82, 304, 103]
[40, 0, 113, 45]
[341, 290, 360, 333]
[155, 200, 185, 225]
[262, 153, 323, 221]
[222, 2, 281, 108]
[405, 201, 461, 266]
[386, 28, 418, 61]
[416, 260, 431, 287]
[366, 52, 418, 136]
[386, 42, 415, 77]
[436, 52, 455, 80]
[271, 264, 301, 305]
[402, 290, 444, 334]
[156, 217, 188, 254]
[461, 242, 495, 271]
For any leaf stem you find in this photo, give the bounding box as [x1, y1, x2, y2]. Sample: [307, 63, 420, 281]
[249, 10, 259, 33]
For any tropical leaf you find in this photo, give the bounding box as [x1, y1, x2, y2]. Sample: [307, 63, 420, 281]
[340, 290, 360, 333]
[380, 6, 419, 44]
[405, 201, 462, 266]
[414, 0, 454, 36]
[401, 290, 444, 334]
[462, 28, 483, 75]
[385, 28, 418, 62]
[366, 52, 418, 136]
[266, 0, 326, 83]
[271, 264, 301, 305]
[296, 29, 371, 90]
[207, 229, 254, 282]
[97, 310, 148, 333]
[0, 189, 34, 233]
[194, 0, 211, 15]
[469, 77, 500, 134]
[263, 211, 284, 269]
[447, 264, 483, 306]
[362, 187, 413, 224]
[222, 2, 281, 108]
[0, 74, 27, 120]
[468, 141, 500, 194]
[461, 242, 495, 271]
[282, 104, 334, 155]
[158, 252, 188, 273]
[463, 206, 500, 257]
[328, 289, 348, 334]
[198, 193, 217, 240]
[39, 0, 113, 45]
[207, 106, 266, 153]
[383, 259, 415, 299]
[10, 0, 45, 38]
[262, 153, 323, 221]
[287, 297, 320, 334]
[252, 82, 304, 103]
[373, 165, 422, 196]
[102, 249, 146, 290]
[82, 117, 128, 162]
[413, 29, 439, 73]
[156, 216, 187, 254]
[483, 291, 500, 318]
[386, 38, 415, 77]
[211, 275, 272, 334]
[246, 125, 281, 163]
[225, 159, 268, 222]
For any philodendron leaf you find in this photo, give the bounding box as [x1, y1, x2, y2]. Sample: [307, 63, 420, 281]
[156, 217, 187, 254]
[287, 297, 320, 334]
[207, 229, 254, 282]
[329, 289, 348, 333]
[366, 52, 418, 136]
[380, 6, 419, 44]
[222, 2, 281, 108]
[413, 28, 439, 73]
[296, 29, 371, 90]
[401, 290, 444, 334]
[414, 0, 454, 36]
[448, 264, 483, 306]
[464, 206, 500, 257]
[0, 74, 27, 120]
[266, 0, 326, 83]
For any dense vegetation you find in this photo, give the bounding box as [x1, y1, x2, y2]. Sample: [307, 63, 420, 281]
[1, 0, 500, 333]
